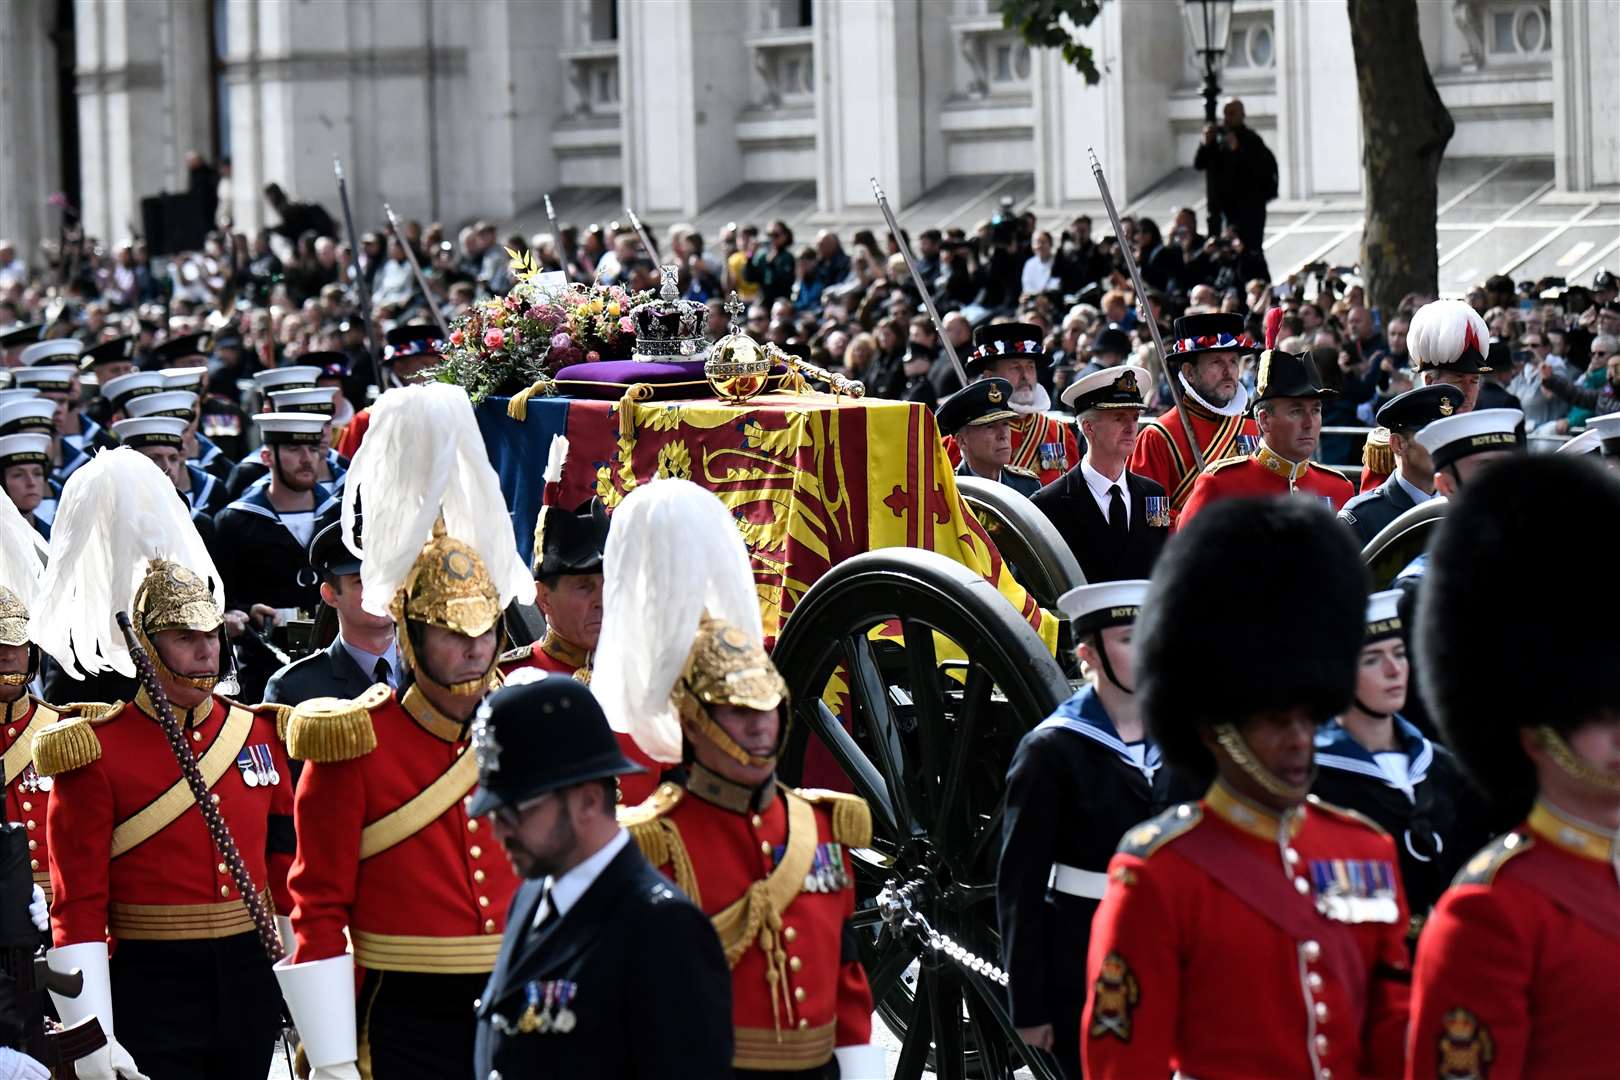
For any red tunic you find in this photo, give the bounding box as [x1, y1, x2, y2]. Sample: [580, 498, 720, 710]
[1406, 801, 1620, 1080]
[333, 407, 370, 460]
[1360, 465, 1391, 493]
[1082, 784, 1411, 1080]
[497, 634, 664, 807]
[1179, 444, 1357, 528]
[944, 411, 1079, 487]
[2, 696, 63, 900]
[1129, 400, 1259, 521]
[628, 779, 874, 1071]
[43, 693, 293, 947]
[287, 684, 519, 975]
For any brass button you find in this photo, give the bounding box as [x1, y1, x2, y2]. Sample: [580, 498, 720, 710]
[26, 840, 35, 851]
[798, 1018, 808, 1030]
[793, 986, 805, 1003]
[1302, 940, 1320, 963]
[469, 845, 482, 859]
[218, 863, 228, 874]
[751, 814, 762, 828]
[29, 859, 38, 870]
[24, 820, 33, 830]
[789, 956, 801, 972]
[209, 794, 220, 805]
[220, 885, 230, 897]
[1308, 972, 1323, 992]
[20, 801, 30, 813]
[474, 870, 486, 883]
[5, 728, 13, 738]
[1315, 1002, 1329, 1022]
[1293, 877, 1310, 895]
[1314, 1034, 1328, 1054]
[759, 841, 771, 856]
[467, 820, 479, 833]
[783, 927, 797, 943]
[192, 731, 203, 742]
[1284, 847, 1300, 865]
[478, 895, 490, 908]
[484, 919, 497, 933]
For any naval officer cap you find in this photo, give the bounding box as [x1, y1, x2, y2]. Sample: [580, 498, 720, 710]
[1374, 384, 1465, 434]
[1061, 363, 1152, 412]
[936, 377, 1017, 436]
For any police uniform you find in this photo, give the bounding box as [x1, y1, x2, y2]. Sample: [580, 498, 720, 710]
[1407, 299, 1493, 413]
[1128, 313, 1261, 521]
[470, 677, 735, 1079]
[942, 324, 1078, 486]
[213, 412, 334, 613]
[937, 378, 1043, 497]
[1083, 497, 1410, 1080]
[1180, 349, 1355, 527]
[497, 493, 664, 806]
[275, 382, 537, 1080]
[1404, 454, 1620, 1080]
[30, 450, 294, 1080]
[997, 581, 1182, 1079]
[1338, 386, 1465, 546]
[1035, 366, 1170, 582]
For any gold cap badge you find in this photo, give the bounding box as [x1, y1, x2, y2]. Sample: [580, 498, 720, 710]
[987, 384, 1003, 404]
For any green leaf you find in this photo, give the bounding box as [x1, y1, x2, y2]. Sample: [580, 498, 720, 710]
[1001, 0, 1104, 85]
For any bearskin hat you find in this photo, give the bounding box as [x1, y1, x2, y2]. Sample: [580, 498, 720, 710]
[1417, 455, 1620, 819]
[1138, 497, 1367, 784]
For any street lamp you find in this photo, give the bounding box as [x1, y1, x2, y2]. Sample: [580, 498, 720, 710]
[1184, 0, 1234, 238]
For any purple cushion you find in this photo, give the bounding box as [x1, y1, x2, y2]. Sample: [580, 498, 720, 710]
[553, 359, 712, 400]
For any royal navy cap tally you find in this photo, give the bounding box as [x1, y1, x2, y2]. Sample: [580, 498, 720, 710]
[113, 416, 188, 449]
[252, 366, 321, 393]
[0, 398, 57, 435]
[101, 370, 167, 409]
[1058, 579, 1148, 637]
[1061, 363, 1151, 411]
[1414, 407, 1526, 471]
[162, 366, 209, 393]
[268, 386, 339, 416]
[254, 411, 327, 445]
[0, 433, 52, 468]
[936, 377, 1019, 436]
[11, 367, 75, 394]
[1374, 384, 1465, 433]
[19, 339, 83, 367]
[1364, 589, 1404, 642]
[124, 390, 199, 420]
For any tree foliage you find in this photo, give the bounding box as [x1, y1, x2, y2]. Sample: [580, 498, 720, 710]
[1001, 0, 1105, 85]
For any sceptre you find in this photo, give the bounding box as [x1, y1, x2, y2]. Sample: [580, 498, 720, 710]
[1088, 149, 1205, 474]
[383, 202, 452, 340]
[332, 159, 385, 381]
[871, 178, 968, 388]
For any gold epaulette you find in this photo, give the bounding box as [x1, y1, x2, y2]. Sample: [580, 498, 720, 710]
[1362, 427, 1394, 476]
[258, 702, 294, 743]
[794, 788, 873, 848]
[286, 683, 389, 763]
[1004, 464, 1039, 479]
[1117, 803, 1202, 859]
[497, 644, 534, 666]
[1306, 794, 1390, 836]
[1203, 455, 1249, 475]
[32, 711, 111, 778]
[619, 783, 699, 903]
[1453, 831, 1533, 887]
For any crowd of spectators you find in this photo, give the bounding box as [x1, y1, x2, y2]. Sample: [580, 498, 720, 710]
[3, 171, 1617, 469]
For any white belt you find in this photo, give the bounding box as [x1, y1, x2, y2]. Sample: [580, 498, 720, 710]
[1047, 863, 1108, 899]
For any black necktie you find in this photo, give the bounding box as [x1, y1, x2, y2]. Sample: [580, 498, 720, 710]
[373, 657, 391, 687]
[1109, 485, 1127, 540]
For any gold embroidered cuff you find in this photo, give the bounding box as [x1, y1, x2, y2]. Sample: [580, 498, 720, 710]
[352, 931, 501, 974]
[733, 1021, 836, 1071]
[109, 890, 269, 940]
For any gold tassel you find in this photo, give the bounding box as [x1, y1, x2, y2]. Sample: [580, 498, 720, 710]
[286, 698, 378, 763]
[797, 788, 874, 848]
[257, 702, 294, 743]
[32, 718, 103, 777]
[505, 377, 556, 421]
[1362, 427, 1394, 478]
[615, 383, 653, 444]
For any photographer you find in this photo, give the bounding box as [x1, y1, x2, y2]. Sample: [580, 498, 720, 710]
[1193, 100, 1278, 269]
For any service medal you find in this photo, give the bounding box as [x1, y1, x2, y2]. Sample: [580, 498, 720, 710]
[236, 749, 259, 787]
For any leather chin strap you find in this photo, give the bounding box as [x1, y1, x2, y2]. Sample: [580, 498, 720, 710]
[138, 623, 222, 693]
[1213, 722, 1314, 802]
[1090, 632, 1134, 695]
[401, 617, 501, 699]
[1537, 725, 1620, 795]
[681, 701, 779, 770]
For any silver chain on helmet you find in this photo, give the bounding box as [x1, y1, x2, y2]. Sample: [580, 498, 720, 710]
[877, 879, 1010, 988]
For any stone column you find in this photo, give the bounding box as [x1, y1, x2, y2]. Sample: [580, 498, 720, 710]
[1274, 0, 1362, 199]
[0, 0, 64, 267]
[1553, 0, 1620, 191]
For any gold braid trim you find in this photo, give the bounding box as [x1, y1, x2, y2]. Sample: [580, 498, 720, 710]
[32, 716, 103, 777]
[1362, 427, 1394, 477]
[1536, 726, 1620, 794]
[255, 702, 294, 743]
[1213, 722, 1312, 801]
[796, 788, 873, 848]
[287, 685, 388, 763]
[60, 701, 120, 722]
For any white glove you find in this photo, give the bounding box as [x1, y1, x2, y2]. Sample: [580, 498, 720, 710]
[27, 886, 46, 933]
[273, 953, 357, 1073]
[833, 1043, 887, 1079]
[0, 1047, 49, 1080]
[70, 1039, 148, 1080]
[309, 1066, 361, 1080]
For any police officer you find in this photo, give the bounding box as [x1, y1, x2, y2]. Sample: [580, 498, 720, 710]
[998, 580, 1181, 1078]
[1180, 349, 1355, 526]
[937, 377, 1043, 496]
[1406, 454, 1620, 1077]
[1337, 385, 1465, 545]
[472, 675, 734, 1079]
[1082, 498, 1411, 1079]
[1034, 365, 1169, 582]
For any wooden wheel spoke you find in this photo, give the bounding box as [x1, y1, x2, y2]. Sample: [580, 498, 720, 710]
[961, 970, 1063, 1080]
[961, 800, 1007, 872]
[805, 700, 897, 836]
[892, 969, 935, 1080]
[843, 632, 920, 836]
[900, 618, 947, 809]
[864, 936, 921, 1003]
[924, 963, 966, 1080]
[932, 665, 992, 845]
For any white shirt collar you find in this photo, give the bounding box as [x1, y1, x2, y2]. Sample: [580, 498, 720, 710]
[536, 827, 630, 925]
[1080, 453, 1129, 526]
[341, 636, 400, 687]
[1394, 471, 1433, 505]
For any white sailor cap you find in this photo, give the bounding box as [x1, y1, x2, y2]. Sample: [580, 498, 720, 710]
[268, 386, 339, 416]
[1588, 412, 1620, 458]
[19, 339, 83, 367]
[102, 370, 167, 409]
[0, 398, 57, 434]
[252, 366, 321, 393]
[162, 366, 209, 393]
[10, 367, 75, 394]
[113, 416, 188, 449]
[0, 389, 40, 406]
[124, 390, 199, 420]
[253, 411, 327, 445]
[0, 432, 53, 468]
[1414, 408, 1525, 471]
[1364, 589, 1404, 642]
[1057, 579, 1149, 636]
[1060, 363, 1153, 412]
